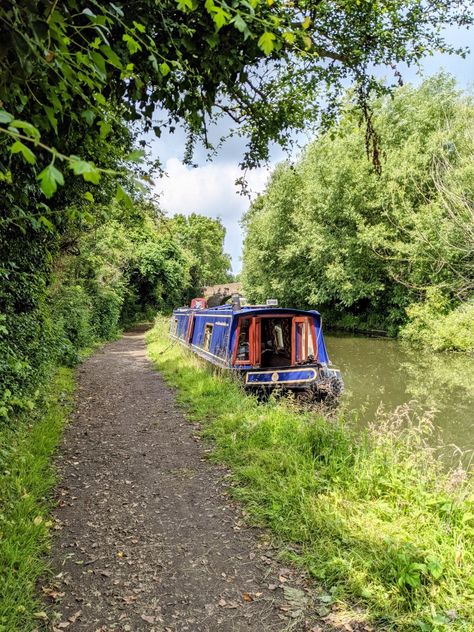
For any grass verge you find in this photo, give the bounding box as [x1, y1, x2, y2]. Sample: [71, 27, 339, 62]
[0, 368, 74, 632]
[147, 317, 474, 632]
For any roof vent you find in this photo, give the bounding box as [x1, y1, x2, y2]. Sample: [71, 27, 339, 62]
[266, 299, 278, 306]
[231, 294, 241, 310]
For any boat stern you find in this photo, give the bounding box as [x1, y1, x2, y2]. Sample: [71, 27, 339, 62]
[244, 364, 343, 398]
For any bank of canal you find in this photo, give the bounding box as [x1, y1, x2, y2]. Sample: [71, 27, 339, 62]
[326, 335, 474, 462]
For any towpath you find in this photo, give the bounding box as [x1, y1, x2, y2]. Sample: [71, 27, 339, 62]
[47, 327, 323, 632]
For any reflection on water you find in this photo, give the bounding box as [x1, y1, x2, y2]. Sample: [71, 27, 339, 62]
[326, 335, 474, 457]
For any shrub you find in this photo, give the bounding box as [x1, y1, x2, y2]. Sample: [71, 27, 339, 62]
[89, 285, 124, 340]
[401, 292, 474, 352]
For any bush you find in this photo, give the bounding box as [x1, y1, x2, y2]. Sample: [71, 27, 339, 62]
[50, 284, 93, 366]
[89, 285, 124, 340]
[401, 292, 474, 352]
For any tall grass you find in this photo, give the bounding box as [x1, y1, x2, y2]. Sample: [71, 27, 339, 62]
[147, 318, 474, 631]
[0, 368, 74, 631]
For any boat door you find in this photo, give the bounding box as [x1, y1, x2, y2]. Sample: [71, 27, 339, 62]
[292, 316, 317, 363]
[253, 317, 261, 367]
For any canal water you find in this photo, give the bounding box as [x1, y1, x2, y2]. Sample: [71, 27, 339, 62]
[325, 335, 474, 461]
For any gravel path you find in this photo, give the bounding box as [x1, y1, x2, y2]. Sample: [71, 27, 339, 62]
[47, 327, 325, 632]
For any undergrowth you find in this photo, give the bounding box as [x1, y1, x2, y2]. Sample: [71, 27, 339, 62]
[0, 368, 74, 632]
[147, 317, 474, 632]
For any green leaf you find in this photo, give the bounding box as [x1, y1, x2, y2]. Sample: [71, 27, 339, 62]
[133, 21, 146, 33]
[70, 159, 101, 184]
[38, 215, 54, 231]
[233, 15, 250, 38]
[84, 191, 94, 202]
[125, 149, 146, 162]
[176, 0, 194, 11]
[9, 120, 41, 141]
[0, 109, 14, 124]
[94, 92, 107, 106]
[116, 184, 134, 209]
[258, 31, 276, 55]
[100, 45, 123, 70]
[109, 3, 124, 17]
[45, 107, 59, 134]
[123, 33, 142, 54]
[37, 163, 64, 198]
[91, 51, 107, 76]
[212, 7, 230, 30]
[10, 141, 36, 165]
[81, 110, 96, 125]
[0, 169, 12, 183]
[159, 62, 171, 77]
[427, 558, 443, 580]
[99, 120, 112, 138]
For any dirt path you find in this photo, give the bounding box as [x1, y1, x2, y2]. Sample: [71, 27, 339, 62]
[48, 327, 323, 632]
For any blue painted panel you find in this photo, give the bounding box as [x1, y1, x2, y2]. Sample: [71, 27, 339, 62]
[191, 314, 232, 361]
[246, 368, 317, 384]
[190, 343, 228, 367]
[210, 321, 230, 358]
[313, 316, 329, 364]
[175, 314, 189, 339]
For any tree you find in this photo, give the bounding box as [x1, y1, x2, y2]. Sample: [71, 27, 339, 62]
[241, 74, 474, 349]
[0, 0, 472, 186]
[169, 213, 232, 294]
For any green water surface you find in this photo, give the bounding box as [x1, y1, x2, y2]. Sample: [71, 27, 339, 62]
[325, 335, 474, 461]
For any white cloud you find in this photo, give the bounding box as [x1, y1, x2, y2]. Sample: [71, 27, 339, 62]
[155, 158, 272, 273]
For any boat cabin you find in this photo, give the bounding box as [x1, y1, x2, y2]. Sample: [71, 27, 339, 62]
[171, 300, 342, 396]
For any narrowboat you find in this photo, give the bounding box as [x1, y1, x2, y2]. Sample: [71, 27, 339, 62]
[170, 297, 343, 399]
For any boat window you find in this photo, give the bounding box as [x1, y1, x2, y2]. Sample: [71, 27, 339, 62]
[236, 318, 250, 361]
[295, 317, 315, 363]
[171, 317, 178, 336]
[203, 323, 213, 351]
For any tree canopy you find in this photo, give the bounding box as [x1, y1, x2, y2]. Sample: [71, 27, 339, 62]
[1, 0, 472, 188]
[241, 74, 474, 351]
[170, 213, 233, 292]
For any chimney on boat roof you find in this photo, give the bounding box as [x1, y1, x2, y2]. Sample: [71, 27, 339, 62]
[231, 294, 241, 310]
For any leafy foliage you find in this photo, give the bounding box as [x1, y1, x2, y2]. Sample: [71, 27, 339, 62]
[169, 213, 233, 296]
[241, 75, 474, 350]
[0, 195, 228, 423]
[0, 0, 472, 182]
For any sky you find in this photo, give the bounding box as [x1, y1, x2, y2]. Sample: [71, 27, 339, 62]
[152, 26, 474, 275]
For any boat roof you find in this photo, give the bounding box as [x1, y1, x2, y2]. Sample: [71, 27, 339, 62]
[174, 304, 321, 317]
